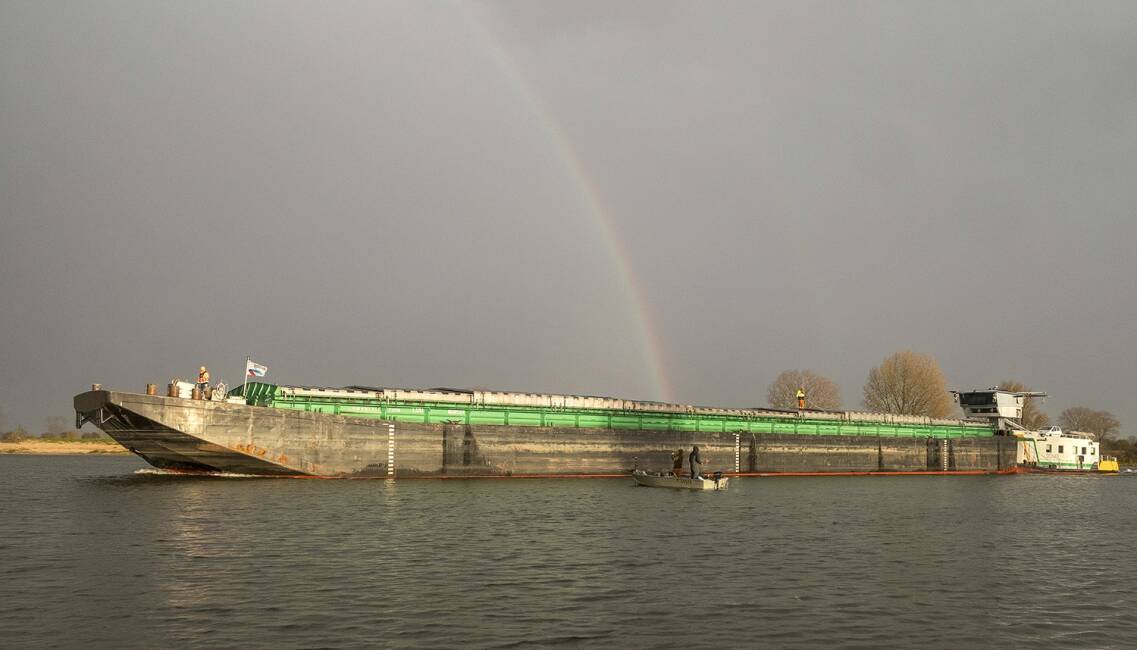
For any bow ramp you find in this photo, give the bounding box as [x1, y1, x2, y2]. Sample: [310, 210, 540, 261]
[75, 390, 315, 475]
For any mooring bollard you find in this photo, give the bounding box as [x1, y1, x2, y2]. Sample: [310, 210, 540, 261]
[168, 383, 179, 398]
[146, 383, 157, 396]
[191, 387, 203, 400]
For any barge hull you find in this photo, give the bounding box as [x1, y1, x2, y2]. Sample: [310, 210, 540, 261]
[75, 390, 1017, 477]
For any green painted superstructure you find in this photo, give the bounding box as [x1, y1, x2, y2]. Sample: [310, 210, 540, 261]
[237, 382, 995, 439]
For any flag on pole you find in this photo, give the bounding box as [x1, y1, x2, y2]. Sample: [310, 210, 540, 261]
[246, 359, 268, 378]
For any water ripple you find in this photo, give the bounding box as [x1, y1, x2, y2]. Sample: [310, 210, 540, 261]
[1, 456, 1135, 648]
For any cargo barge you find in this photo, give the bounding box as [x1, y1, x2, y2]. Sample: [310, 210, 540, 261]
[74, 381, 1033, 477]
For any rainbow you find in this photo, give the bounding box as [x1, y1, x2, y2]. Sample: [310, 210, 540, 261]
[462, 8, 674, 403]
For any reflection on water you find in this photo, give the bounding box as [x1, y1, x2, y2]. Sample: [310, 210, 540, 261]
[165, 481, 216, 611]
[1, 455, 1135, 648]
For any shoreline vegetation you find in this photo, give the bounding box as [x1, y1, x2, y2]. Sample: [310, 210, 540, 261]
[0, 440, 128, 455]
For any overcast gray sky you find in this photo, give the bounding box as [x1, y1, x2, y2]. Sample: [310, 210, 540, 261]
[2, 1, 1135, 433]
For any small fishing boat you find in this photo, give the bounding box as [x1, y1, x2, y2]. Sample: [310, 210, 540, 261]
[632, 470, 729, 491]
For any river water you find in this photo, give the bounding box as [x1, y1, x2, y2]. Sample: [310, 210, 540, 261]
[1, 455, 1134, 648]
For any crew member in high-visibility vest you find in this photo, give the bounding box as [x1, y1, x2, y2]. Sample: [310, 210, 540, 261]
[796, 387, 806, 410]
[197, 366, 210, 394]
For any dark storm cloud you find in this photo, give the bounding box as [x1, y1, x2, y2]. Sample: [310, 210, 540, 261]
[2, 1, 1135, 432]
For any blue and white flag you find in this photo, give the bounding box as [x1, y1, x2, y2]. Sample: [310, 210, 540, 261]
[246, 359, 268, 378]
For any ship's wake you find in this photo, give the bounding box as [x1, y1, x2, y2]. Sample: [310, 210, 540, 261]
[133, 468, 267, 479]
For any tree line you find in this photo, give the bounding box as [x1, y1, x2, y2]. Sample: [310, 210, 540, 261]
[0, 412, 112, 443]
[766, 349, 1126, 448]
[0, 428, 111, 442]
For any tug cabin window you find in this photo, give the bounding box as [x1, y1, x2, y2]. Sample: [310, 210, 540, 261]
[958, 393, 996, 406]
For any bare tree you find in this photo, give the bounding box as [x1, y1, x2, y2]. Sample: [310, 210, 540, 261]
[1058, 407, 1120, 444]
[862, 350, 955, 418]
[767, 370, 841, 410]
[997, 380, 1050, 430]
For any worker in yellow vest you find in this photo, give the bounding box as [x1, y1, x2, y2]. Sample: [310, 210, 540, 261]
[796, 387, 806, 410]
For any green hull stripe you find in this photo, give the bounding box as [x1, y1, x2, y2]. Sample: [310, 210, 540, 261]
[235, 383, 995, 440]
[1024, 461, 1095, 468]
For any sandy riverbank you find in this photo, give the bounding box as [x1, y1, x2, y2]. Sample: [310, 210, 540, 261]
[0, 440, 129, 455]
